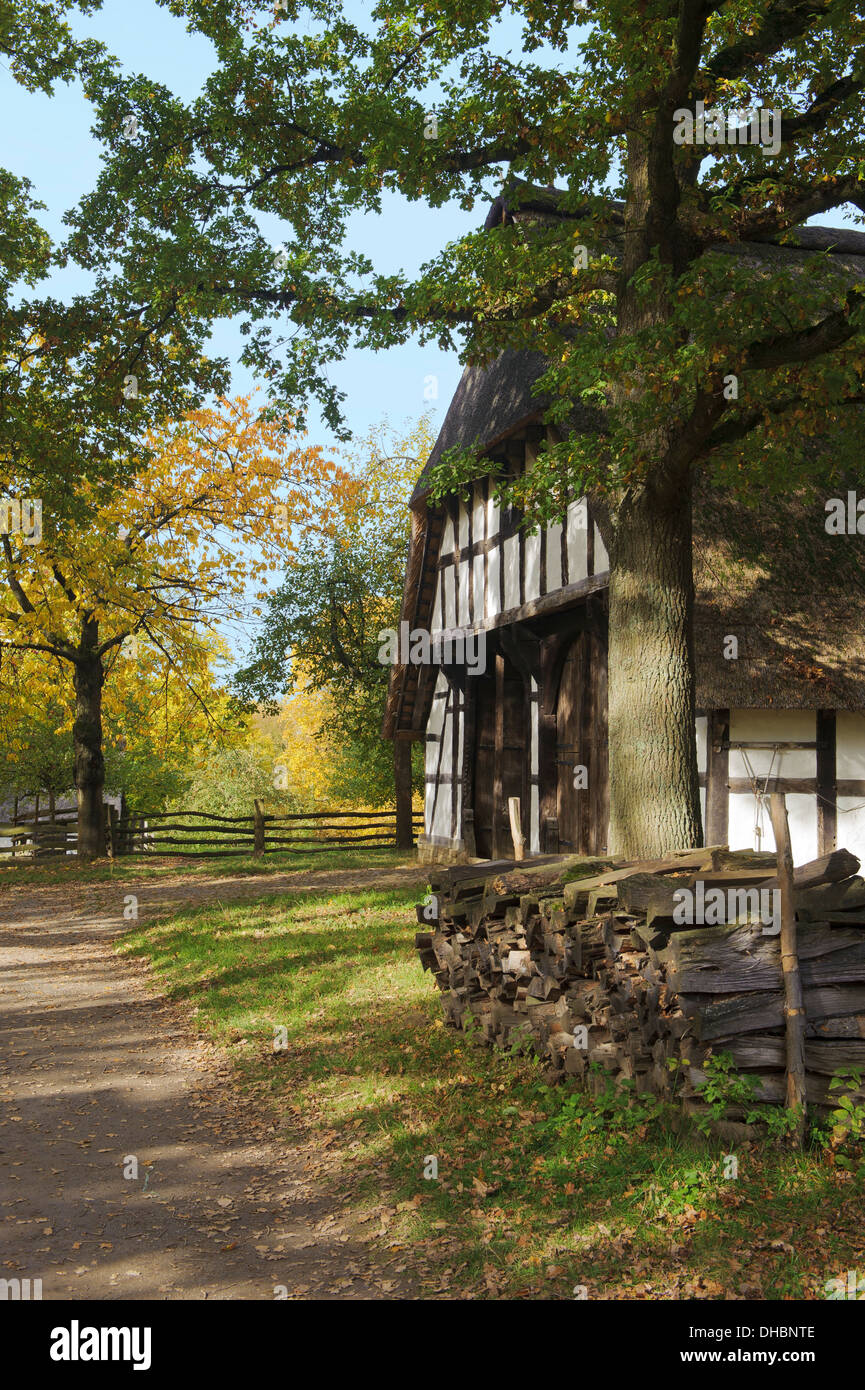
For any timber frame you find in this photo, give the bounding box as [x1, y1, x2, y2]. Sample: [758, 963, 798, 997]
[385, 345, 865, 869]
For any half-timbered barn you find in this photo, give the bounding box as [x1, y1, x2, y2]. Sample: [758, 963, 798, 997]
[384, 227, 865, 868]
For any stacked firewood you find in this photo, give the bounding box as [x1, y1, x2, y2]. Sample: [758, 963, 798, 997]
[415, 845, 865, 1119]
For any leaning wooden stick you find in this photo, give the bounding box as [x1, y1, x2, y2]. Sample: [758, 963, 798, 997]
[507, 796, 525, 861]
[769, 793, 808, 1146]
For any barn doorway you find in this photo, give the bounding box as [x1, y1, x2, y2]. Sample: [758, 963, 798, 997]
[471, 649, 529, 859]
[555, 628, 609, 854]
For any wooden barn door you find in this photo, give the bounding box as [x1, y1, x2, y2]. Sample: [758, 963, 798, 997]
[471, 650, 529, 859]
[556, 629, 609, 854]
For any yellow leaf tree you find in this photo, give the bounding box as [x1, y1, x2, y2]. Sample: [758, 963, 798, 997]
[0, 395, 349, 856]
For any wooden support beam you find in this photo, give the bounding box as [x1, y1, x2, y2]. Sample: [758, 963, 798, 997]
[705, 709, 730, 846]
[769, 793, 808, 1147]
[508, 797, 525, 860]
[817, 709, 837, 857]
[492, 652, 505, 859]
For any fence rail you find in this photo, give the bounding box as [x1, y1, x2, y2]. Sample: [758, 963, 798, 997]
[1, 804, 424, 858]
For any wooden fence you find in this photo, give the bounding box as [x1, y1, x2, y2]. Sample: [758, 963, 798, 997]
[2, 804, 423, 858]
[0, 812, 78, 859]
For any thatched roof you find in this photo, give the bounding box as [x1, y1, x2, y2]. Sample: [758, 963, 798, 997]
[693, 483, 865, 710]
[409, 348, 551, 507]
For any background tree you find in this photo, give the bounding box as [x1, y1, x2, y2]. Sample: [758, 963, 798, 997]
[0, 635, 259, 818]
[233, 418, 432, 844]
[69, 0, 865, 856]
[0, 394, 347, 856]
[0, 651, 74, 817]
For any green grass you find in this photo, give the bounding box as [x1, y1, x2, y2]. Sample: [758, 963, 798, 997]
[117, 878, 865, 1300]
[0, 845, 415, 888]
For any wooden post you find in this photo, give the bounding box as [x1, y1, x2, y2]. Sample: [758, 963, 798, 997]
[253, 800, 265, 856]
[508, 796, 525, 861]
[393, 738, 414, 849]
[463, 807, 477, 859]
[769, 793, 807, 1146]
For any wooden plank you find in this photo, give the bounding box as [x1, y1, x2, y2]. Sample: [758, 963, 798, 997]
[705, 709, 730, 847]
[696, 1035, 865, 1075]
[670, 922, 865, 995]
[493, 651, 505, 860]
[562, 847, 720, 912]
[817, 709, 837, 857]
[508, 797, 525, 860]
[795, 876, 865, 918]
[759, 847, 860, 892]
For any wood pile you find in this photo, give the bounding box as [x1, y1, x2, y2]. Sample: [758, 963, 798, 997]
[415, 845, 865, 1122]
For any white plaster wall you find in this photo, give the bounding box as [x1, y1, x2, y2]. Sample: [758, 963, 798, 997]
[472, 484, 485, 543]
[487, 546, 501, 619]
[487, 492, 500, 536]
[524, 531, 541, 601]
[427, 676, 446, 737]
[458, 501, 469, 551]
[728, 710, 816, 779]
[837, 712, 865, 778]
[546, 524, 563, 592]
[695, 715, 708, 776]
[442, 513, 454, 555]
[457, 559, 470, 627]
[566, 498, 588, 582]
[729, 791, 817, 863]
[503, 535, 520, 611]
[443, 566, 456, 629]
[594, 522, 610, 575]
[472, 554, 485, 624]
[431, 574, 442, 633]
[837, 798, 865, 868]
[424, 678, 446, 836]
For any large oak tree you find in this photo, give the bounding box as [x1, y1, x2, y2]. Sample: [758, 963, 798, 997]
[67, 0, 865, 855]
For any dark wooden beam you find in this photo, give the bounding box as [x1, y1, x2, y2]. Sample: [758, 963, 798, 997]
[705, 709, 730, 846]
[492, 652, 505, 859]
[817, 708, 837, 857]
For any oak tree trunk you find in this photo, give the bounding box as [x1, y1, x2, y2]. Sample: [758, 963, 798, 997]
[606, 477, 702, 858]
[394, 737, 414, 850]
[600, 133, 704, 859]
[73, 617, 106, 861]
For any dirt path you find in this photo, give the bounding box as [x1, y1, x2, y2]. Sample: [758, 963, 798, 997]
[0, 865, 426, 1300]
